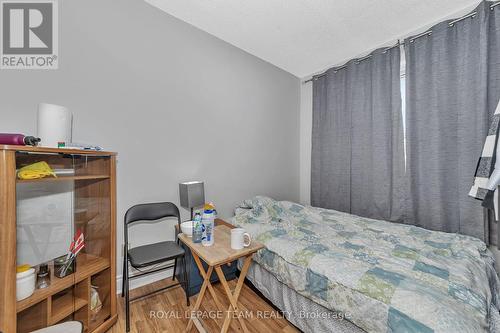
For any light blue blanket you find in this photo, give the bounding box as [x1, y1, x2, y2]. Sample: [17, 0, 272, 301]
[231, 196, 500, 333]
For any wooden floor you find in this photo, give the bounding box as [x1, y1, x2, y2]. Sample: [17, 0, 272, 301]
[109, 278, 300, 333]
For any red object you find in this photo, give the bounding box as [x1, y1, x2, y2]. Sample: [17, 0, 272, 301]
[0, 133, 40, 146]
[0, 133, 27, 145]
[72, 230, 85, 255]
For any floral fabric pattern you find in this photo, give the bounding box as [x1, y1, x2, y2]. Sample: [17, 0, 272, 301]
[231, 196, 500, 333]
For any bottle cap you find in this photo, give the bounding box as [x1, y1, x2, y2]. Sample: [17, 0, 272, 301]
[204, 203, 215, 210]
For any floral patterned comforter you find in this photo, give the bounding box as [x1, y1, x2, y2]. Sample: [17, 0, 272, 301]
[230, 196, 500, 333]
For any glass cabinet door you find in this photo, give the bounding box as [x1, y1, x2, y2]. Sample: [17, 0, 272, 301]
[15, 151, 112, 332]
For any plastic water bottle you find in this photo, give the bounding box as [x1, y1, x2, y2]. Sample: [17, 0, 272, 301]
[202, 208, 215, 246]
[192, 212, 203, 243]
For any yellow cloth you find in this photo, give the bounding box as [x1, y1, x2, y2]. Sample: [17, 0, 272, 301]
[16, 264, 31, 273]
[17, 161, 57, 180]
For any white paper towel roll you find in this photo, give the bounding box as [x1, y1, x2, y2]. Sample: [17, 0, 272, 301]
[37, 103, 72, 147]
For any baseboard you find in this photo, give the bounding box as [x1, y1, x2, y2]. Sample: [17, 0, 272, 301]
[116, 267, 174, 294]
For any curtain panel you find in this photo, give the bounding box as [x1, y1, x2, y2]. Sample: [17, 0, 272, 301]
[404, 1, 500, 243]
[311, 47, 405, 222]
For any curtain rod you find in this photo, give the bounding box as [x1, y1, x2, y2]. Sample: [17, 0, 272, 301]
[303, 2, 498, 84]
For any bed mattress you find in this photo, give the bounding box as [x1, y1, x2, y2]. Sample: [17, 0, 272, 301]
[243, 259, 366, 333]
[231, 196, 500, 333]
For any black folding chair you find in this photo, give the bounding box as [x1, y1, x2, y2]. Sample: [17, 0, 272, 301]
[121, 202, 189, 332]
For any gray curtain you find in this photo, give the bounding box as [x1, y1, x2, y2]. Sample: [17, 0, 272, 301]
[404, 1, 500, 242]
[311, 47, 405, 222]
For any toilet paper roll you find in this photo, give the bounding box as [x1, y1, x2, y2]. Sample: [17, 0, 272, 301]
[37, 103, 72, 147]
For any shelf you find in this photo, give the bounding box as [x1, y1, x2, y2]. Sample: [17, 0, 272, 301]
[0, 145, 116, 156]
[17, 254, 110, 313]
[50, 293, 87, 325]
[17, 175, 110, 183]
[90, 307, 111, 330]
[76, 254, 111, 280]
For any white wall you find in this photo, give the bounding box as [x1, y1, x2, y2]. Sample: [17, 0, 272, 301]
[0, 0, 300, 289]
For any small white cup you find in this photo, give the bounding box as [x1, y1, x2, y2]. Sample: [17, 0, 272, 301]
[231, 228, 252, 250]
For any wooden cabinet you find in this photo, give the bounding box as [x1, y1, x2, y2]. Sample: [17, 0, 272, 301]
[0, 146, 117, 333]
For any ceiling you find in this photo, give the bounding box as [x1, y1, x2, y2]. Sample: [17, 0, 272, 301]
[145, 0, 480, 78]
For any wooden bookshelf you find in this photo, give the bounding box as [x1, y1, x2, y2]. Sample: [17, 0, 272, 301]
[0, 146, 117, 333]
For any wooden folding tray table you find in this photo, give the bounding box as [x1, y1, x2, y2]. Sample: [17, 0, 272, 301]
[178, 224, 264, 333]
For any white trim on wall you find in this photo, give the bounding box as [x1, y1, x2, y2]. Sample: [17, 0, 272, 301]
[299, 83, 313, 205]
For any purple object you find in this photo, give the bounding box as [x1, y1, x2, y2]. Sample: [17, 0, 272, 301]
[0, 133, 40, 146]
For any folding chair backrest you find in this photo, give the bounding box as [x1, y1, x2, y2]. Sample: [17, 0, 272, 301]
[124, 202, 181, 226]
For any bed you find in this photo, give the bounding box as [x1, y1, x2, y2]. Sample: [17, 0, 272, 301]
[230, 196, 500, 333]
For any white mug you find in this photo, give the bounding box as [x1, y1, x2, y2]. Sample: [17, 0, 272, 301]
[231, 228, 252, 250]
